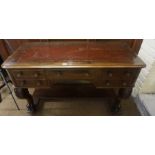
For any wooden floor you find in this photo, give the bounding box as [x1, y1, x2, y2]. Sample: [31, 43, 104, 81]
[0, 83, 140, 116]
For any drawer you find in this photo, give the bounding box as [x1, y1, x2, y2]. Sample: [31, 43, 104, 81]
[101, 80, 135, 88]
[11, 70, 45, 79]
[46, 69, 96, 80]
[101, 68, 140, 80]
[15, 80, 47, 88]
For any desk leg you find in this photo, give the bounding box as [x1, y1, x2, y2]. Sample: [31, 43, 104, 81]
[118, 88, 132, 99]
[14, 88, 35, 112]
[111, 88, 132, 113]
[110, 97, 121, 113]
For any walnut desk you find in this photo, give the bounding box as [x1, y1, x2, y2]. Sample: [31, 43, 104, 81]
[2, 41, 145, 112]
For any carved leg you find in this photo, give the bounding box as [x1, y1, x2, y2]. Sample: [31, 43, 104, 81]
[110, 88, 132, 113]
[33, 95, 40, 109]
[118, 88, 132, 99]
[14, 88, 35, 112]
[110, 97, 121, 113]
[33, 97, 40, 105]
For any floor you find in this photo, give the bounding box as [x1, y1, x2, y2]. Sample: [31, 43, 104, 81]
[0, 83, 140, 116]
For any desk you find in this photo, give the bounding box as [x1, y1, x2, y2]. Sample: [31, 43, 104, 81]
[2, 41, 145, 112]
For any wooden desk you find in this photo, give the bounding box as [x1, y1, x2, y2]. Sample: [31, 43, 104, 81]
[2, 40, 145, 112]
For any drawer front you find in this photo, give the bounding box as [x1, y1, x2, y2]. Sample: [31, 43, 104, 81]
[46, 69, 97, 80]
[101, 68, 139, 81]
[100, 80, 135, 88]
[11, 70, 45, 79]
[15, 80, 47, 88]
[98, 68, 140, 87]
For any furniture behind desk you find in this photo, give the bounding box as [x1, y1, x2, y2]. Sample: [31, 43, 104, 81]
[2, 40, 145, 112]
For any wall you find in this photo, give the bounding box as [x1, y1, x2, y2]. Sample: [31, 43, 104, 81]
[132, 39, 155, 96]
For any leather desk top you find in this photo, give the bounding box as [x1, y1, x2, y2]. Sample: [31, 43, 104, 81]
[2, 41, 145, 69]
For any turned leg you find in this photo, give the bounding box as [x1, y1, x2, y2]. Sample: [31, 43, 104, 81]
[14, 88, 35, 112]
[110, 96, 121, 113]
[110, 88, 132, 113]
[118, 88, 132, 99]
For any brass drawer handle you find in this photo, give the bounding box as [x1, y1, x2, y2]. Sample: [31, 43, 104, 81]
[125, 71, 131, 77]
[106, 81, 110, 86]
[36, 81, 41, 86]
[107, 71, 113, 77]
[20, 80, 26, 86]
[122, 82, 127, 86]
[34, 73, 39, 78]
[17, 72, 22, 77]
[85, 72, 90, 76]
[56, 71, 62, 76]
